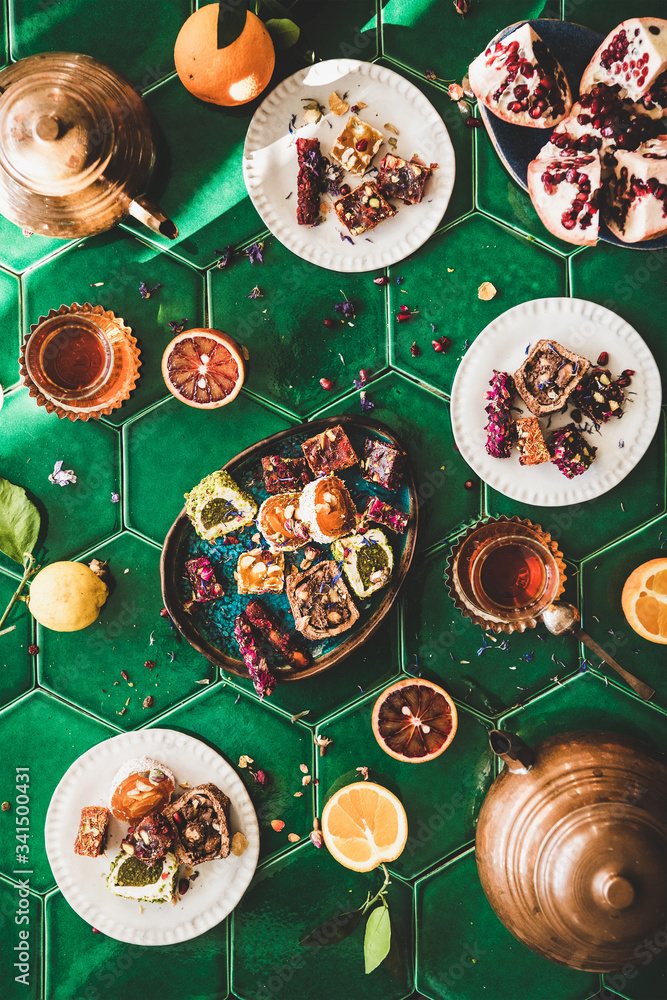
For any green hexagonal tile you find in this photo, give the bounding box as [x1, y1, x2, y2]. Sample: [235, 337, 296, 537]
[312, 372, 481, 551]
[21, 229, 205, 425]
[500, 671, 667, 758]
[603, 938, 667, 1000]
[415, 847, 598, 1000]
[208, 236, 388, 418]
[316, 693, 493, 879]
[154, 683, 312, 864]
[0, 388, 121, 577]
[44, 887, 228, 1000]
[222, 606, 400, 725]
[402, 545, 580, 717]
[0, 218, 75, 275]
[8, 0, 188, 89]
[0, 265, 20, 392]
[123, 393, 293, 547]
[0, 569, 33, 709]
[232, 845, 414, 1000]
[381, 0, 561, 84]
[561, 0, 667, 35]
[487, 412, 666, 561]
[38, 531, 219, 729]
[0, 690, 116, 891]
[570, 242, 667, 397]
[387, 214, 567, 395]
[0, 875, 42, 1000]
[581, 516, 667, 711]
[0, 2, 7, 69]
[121, 75, 265, 267]
[295, 0, 378, 63]
[475, 123, 578, 253]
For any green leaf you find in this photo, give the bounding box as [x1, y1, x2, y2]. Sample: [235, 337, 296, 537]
[217, 4, 247, 50]
[364, 904, 391, 974]
[264, 17, 300, 49]
[0, 478, 40, 564]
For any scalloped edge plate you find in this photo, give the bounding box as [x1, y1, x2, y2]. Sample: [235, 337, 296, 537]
[450, 297, 662, 506]
[45, 728, 259, 945]
[477, 19, 667, 252]
[243, 58, 455, 271]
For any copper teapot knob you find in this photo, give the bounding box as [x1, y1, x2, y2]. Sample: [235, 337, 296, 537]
[596, 872, 636, 910]
[34, 116, 60, 141]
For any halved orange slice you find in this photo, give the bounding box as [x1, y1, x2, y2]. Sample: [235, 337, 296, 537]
[371, 677, 457, 763]
[621, 557, 667, 645]
[161, 328, 245, 408]
[321, 781, 408, 872]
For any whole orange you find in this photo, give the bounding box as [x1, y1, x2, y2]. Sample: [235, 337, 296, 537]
[174, 4, 275, 106]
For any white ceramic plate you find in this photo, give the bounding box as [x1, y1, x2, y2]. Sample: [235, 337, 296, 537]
[450, 297, 662, 506]
[243, 59, 455, 271]
[44, 728, 259, 945]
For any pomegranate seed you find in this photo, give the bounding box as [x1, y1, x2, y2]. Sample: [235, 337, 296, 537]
[173, 812, 182, 824]
[596, 351, 609, 366]
[92, 928, 101, 934]
[358, 369, 370, 382]
[178, 879, 189, 896]
[432, 336, 451, 352]
[339, 184, 351, 196]
[623, 369, 635, 376]
[355, 139, 368, 151]
[432, 340, 444, 352]
[410, 342, 422, 357]
[396, 313, 412, 323]
[121, 670, 129, 681]
[319, 378, 334, 390]
[323, 319, 335, 328]
[464, 479, 476, 491]
[159, 608, 169, 618]
[28, 644, 38, 655]
[373, 276, 389, 285]
[400, 304, 410, 313]
[465, 116, 483, 128]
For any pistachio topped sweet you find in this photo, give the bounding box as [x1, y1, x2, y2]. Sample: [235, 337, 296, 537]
[184, 469, 257, 541]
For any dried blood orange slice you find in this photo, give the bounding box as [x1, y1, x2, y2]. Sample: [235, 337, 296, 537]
[161, 328, 245, 408]
[371, 677, 457, 763]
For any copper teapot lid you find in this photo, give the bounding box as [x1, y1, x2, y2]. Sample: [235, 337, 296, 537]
[476, 730, 666, 972]
[0, 53, 161, 238]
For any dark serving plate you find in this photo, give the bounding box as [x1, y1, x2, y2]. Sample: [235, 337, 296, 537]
[160, 415, 418, 683]
[478, 18, 667, 252]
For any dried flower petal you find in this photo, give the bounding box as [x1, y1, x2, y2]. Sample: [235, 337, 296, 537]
[287, 833, 300, 843]
[478, 281, 497, 301]
[314, 734, 333, 756]
[360, 391, 374, 412]
[245, 242, 264, 266]
[356, 766, 370, 780]
[110, 491, 120, 503]
[328, 91, 349, 115]
[215, 245, 234, 269]
[448, 83, 464, 101]
[310, 828, 324, 848]
[253, 769, 267, 786]
[231, 831, 249, 856]
[299, 763, 309, 773]
[334, 298, 356, 319]
[302, 774, 312, 786]
[247, 285, 263, 299]
[138, 281, 162, 299]
[167, 318, 189, 334]
[425, 69, 437, 81]
[294, 791, 303, 797]
[48, 460, 77, 487]
[271, 819, 285, 832]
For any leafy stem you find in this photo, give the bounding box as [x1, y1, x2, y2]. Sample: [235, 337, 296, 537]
[359, 863, 391, 914]
[0, 553, 38, 635]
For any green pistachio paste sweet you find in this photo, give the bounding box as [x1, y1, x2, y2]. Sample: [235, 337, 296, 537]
[115, 856, 162, 887]
[201, 498, 239, 529]
[357, 543, 389, 586]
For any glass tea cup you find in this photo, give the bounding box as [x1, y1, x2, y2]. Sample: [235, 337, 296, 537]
[468, 533, 561, 623]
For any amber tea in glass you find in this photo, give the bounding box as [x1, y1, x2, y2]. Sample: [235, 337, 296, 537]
[25, 316, 113, 402]
[469, 534, 559, 621]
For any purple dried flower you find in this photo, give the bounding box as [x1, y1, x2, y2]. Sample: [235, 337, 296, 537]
[245, 242, 264, 266]
[360, 391, 374, 412]
[425, 70, 437, 81]
[334, 298, 356, 319]
[396, 276, 404, 285]
[247, 286, 263, 299]
[310, 828, 324, 848]
[48, 460, 77, 487]
[168, 318, 189, 334]
[339, 232, 355, 244]
[139, 281, 162, 299]
[288, 113, 297, 134]
[215, 245, 234, 269]
[453, 0, 470, 17]
[110, 492, 120, 503]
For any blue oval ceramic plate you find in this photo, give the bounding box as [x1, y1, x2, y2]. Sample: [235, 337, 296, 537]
[477, 18, 667, 251]
[161, 416, 418, 683]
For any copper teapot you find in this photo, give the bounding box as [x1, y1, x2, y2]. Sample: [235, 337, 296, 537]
[0, 52, 177, 240]
[476, 730, 666, 972]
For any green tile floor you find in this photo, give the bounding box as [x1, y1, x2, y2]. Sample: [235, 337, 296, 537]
[0, 2, 665, 999]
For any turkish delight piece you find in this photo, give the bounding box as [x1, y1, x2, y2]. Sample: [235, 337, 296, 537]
[377, 153, 433, 204]
[184, 557, 224, 602]
[261, 454, 311, 493]
[184, 469, 257, 541]
[331, 528, 393, 599]
[301, 425, 358, 475]
[296, 136, 323, 226]
[515, 417, 551, 466]
[233, 613, 276, 699]
[484, 371, 517, 459]
[74, 805, 110, 858]
[236, 549, 285, 594]
[334, 182, 397, 236]
[514, 340, 589, 416]
[570, 367, 631, 423]
[330, 115, 384, 175]
[285, 559, 359, 640]
[359, 438, 405, 491]
[550, 423, 597, 478]
[365, 496, 409, 534]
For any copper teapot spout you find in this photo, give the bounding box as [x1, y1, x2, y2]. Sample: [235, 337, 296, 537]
[489, 730, 534, 773]
[126, 195, 178, 240]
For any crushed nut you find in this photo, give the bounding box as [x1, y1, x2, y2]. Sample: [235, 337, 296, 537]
[302, 107, 322, 125]
[1, 801, 10, 812]
[299, 763, 309, 773]
[302, 774, 312, 786]
[478, 281, 497, 301]
[238, 755, 254, 769]
[294, 791, 303, 797]
[384, 123, 399, 134]
[329, 91, 349, 116]
[142, 695, 155, 709]
[231, 831, 249, 856]
[448, 83, 464, 101]
[287, 833, 300, 843]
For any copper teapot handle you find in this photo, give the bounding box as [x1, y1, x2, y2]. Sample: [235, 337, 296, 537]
[489, 730, 535, 773]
